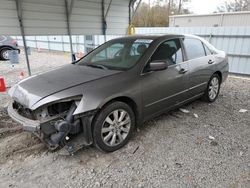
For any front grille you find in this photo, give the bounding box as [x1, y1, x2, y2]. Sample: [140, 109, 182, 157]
[13, 101, 34, 120]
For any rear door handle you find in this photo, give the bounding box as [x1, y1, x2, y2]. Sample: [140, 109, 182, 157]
[179, 68, 188, 74]
[208, 60, 214, 64]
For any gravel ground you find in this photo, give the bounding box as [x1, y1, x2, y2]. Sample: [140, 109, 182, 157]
[0, 49, 70, 107]
[0, 51, 249, 188]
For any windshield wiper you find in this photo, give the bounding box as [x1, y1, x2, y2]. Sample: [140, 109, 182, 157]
[85, 64, 108, 70]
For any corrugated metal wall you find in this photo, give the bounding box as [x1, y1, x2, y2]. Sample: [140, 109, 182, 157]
[135, 27, 250, 75]
[0, 0, 130, 35]
[169, 11, 250, 27]
[14, 35, 123, 53]
[15, 26, 250, 75]
[15, 35, 85, 52]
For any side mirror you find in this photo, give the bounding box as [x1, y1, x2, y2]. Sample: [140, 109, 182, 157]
[147, 60, 168, 72]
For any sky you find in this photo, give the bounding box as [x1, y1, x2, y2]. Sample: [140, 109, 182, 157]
[189, 0, 230, 14]
[142, 0, 233, 14]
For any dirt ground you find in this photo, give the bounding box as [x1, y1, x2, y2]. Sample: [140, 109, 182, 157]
[0, 51, 249, 188]
[0, 49, 70, 107]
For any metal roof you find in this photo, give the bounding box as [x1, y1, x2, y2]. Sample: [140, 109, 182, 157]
[0, 0, 135, 35]
[0, 0, 138, 75]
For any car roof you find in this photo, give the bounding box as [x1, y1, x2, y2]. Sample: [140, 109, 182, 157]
[110, 34, 201, 42]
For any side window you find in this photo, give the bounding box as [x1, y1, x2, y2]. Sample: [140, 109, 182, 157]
[203, 43, 212, 56]
[183, 38, 206, 60]
[151, 38, 183, 66]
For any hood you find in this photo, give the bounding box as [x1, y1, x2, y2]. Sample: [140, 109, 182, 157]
[9, 64, 121, 108]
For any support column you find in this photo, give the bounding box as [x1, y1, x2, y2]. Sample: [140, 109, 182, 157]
[101, 0, 107, 42]
[15, 0, 31, 76]
[131, 0, 142, 21]
[65, 0, 75, 61]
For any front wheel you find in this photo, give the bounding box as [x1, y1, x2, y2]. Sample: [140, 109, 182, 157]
[93, 101, 135, 152]
[202, 74, 221, 102]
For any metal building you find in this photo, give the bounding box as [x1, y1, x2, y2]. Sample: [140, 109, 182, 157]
[169, 11, 250, 27]
[0, 0, 136, 35]
[0, 0, 139, 75]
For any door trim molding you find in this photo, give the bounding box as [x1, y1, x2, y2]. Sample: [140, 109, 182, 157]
[145, 89, 189, 107]
[145, 82, 207, 108]
[189, 82, 207, 90]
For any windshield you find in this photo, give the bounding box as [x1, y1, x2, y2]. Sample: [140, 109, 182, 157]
[77, 38, 152, 70]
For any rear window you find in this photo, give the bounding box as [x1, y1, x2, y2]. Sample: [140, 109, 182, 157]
[183, 38, 206, 60]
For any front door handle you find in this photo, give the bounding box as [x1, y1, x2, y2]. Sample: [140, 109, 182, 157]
[179, 68, 188, 74]
[208, 60, 214, 64]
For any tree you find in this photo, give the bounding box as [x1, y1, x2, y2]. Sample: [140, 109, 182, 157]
[178, 0, 182, 14]
[132, 0, 192, 27]
[216, 0, 250, 12]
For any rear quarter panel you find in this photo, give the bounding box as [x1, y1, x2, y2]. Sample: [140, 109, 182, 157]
[215, 51, 229, 83]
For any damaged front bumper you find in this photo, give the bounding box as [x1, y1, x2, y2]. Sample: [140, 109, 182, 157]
[7, 101, 96, 154]
[7, 102, 40, 132]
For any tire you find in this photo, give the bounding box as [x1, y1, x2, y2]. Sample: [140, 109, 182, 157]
[202, 74, 221, 102]
[93, 101, 135, 152]
[0, 47, 12, 61]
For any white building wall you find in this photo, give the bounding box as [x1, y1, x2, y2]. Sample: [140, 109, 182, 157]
[169, 11, 250, 27]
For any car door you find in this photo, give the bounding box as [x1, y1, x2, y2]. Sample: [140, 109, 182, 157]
[181, 37, 215, 98]
[141, 38, 189, 120]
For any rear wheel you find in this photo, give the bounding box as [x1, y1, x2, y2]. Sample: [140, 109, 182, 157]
[93, 101, 135, 152]
[202, 74, 221, 102]
[0, 47, 12, 61]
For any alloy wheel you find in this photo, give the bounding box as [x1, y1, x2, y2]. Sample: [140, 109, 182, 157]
[101, 109, 131, 146]
[208, 77, 219, 100]
[2, 50, 9, 60]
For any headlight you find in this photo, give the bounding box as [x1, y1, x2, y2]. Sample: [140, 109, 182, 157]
[12, 85, 29, 107]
